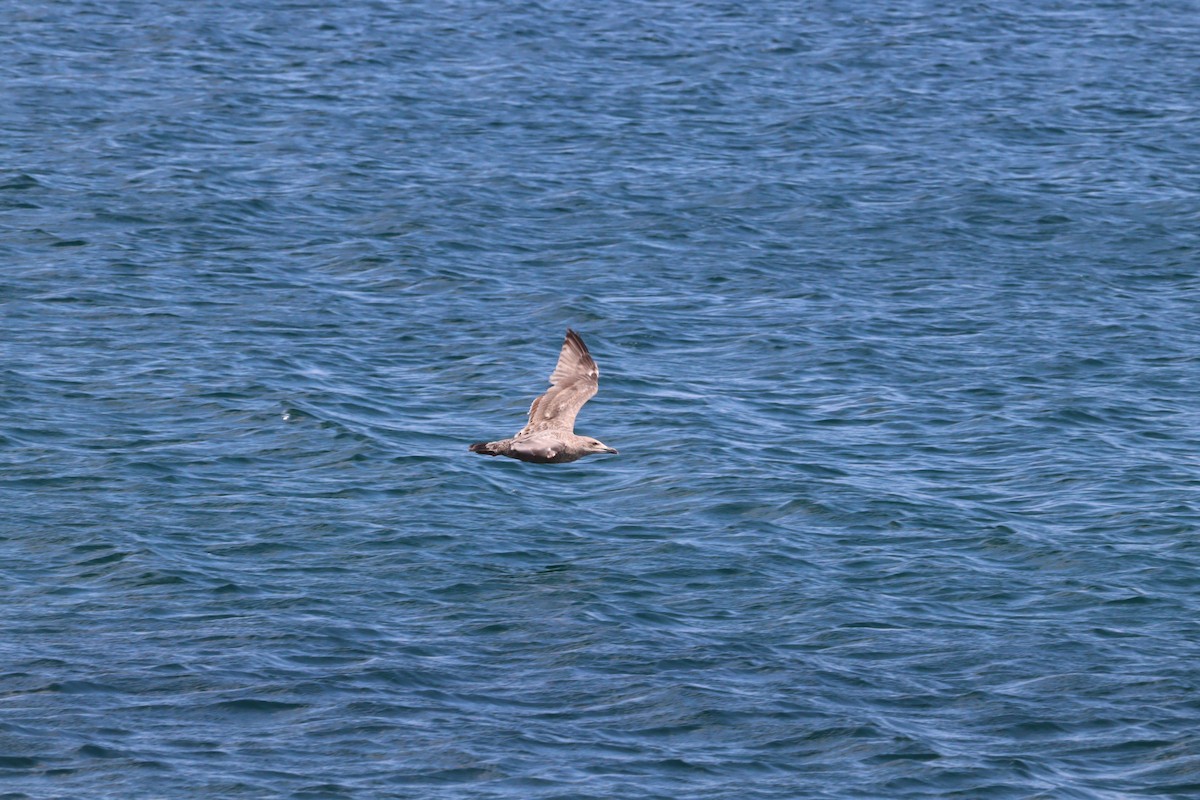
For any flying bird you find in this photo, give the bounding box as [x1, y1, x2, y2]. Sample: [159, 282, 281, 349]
[469, 329, 618, 464]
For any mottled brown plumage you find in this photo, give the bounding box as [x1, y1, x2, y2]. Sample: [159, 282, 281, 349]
[469, 329, 618, 464]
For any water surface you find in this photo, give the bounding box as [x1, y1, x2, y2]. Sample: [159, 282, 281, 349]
[2, 1, 1199, 798]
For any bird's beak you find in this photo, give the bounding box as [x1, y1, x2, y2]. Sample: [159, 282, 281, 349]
[604, 447, 619, 454]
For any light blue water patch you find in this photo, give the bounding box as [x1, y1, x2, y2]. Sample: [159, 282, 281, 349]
[2, 1, 1199, 798]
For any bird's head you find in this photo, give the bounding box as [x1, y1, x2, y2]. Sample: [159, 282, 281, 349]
[584, 438, 618, 455]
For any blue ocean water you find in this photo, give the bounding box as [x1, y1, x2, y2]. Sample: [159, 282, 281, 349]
[2, 0, 1199, 797]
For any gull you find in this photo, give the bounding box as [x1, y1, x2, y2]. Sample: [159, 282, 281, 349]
[469, 329, 618, 464]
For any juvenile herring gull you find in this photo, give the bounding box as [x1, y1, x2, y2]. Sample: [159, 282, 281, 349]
[469, 329, 618, 464]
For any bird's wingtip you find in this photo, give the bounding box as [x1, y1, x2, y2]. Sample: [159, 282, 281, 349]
[564, 328, 588, 352]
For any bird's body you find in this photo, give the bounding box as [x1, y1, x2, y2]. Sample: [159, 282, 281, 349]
[469, 329, 617, 464]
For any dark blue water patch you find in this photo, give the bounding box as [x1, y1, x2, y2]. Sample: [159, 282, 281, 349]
[207, 699, 310, 715]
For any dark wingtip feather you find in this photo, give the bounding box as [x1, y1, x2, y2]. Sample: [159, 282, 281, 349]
[565, 328, 590, 354]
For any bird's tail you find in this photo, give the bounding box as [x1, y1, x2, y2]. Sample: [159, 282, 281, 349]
[469, 441, 501, 456]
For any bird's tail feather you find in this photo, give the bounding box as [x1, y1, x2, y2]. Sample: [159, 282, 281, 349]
[469, 441, 500, 456]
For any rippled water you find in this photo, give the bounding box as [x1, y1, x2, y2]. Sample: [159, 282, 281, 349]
[3, 1, 1199, 797]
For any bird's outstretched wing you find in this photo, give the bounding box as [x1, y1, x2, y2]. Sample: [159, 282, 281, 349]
[516, 329, 600, 436]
